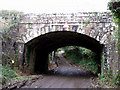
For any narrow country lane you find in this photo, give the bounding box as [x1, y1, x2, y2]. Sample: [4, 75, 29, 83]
[21, 52, 97, 88]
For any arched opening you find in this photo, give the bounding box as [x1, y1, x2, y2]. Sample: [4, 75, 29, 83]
[24, 31, 104, 74]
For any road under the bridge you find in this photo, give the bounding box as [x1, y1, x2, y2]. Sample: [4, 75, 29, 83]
[22, 52, 97, 88]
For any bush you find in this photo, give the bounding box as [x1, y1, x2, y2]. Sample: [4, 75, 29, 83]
[2, 66, 22, 85]
[98, 70, 120, 88]
[63, 46, 98, 73]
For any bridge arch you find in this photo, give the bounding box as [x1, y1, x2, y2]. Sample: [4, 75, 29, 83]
[24, 31, 104, 74]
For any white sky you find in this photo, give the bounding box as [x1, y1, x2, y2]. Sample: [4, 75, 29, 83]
[0, 0, 109, 13]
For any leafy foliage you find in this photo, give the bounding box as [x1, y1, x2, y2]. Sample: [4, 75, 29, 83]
[108, 1, 120, 22]
[2, 66, 22, 85]
[63, 46, 98, 73]
[108, 0, 120, 55]
[98, 70, 120, 88]
[0, 10, 21, 39]
[0, 11, 23, 85]
[99, 1, 120, 88]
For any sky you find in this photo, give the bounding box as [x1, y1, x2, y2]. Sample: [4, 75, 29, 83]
[0, 0, 109, 13]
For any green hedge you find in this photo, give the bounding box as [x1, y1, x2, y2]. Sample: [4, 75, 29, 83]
[63, 46, 98, 73]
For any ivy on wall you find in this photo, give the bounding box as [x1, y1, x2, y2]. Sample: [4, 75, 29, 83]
[108, 1, 120, 21]
[98, 0, 120, 88]
[0, 10, 21, 39]
[108, 1, 120, 52]
[0, 10, 22, 66]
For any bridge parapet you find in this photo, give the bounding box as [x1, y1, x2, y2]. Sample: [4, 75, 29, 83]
[20, 12, 113, 24]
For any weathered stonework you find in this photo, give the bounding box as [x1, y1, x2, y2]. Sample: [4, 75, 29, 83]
[1, 12, 119, 75]
[19, 12, 115, 44]
[18, 12, 117, 74]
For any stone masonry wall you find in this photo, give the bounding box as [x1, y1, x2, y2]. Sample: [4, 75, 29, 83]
[1, 12, 119, 75]
[19, 12, 118, 75]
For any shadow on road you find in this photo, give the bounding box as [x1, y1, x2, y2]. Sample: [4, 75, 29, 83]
[47, 69, 97, 77]
[47, 52, 98, 77]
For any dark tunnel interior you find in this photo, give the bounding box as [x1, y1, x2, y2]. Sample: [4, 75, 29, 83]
[24, 31, 104, 74]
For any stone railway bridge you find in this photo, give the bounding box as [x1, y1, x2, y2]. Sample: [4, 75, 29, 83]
[15, 12, 118, 75]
